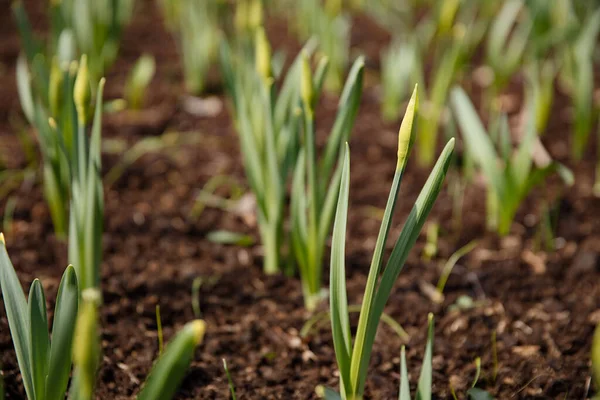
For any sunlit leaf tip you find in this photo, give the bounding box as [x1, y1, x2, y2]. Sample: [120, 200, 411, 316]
[397, 85, 419, 169]
[190, 319, 207, 345]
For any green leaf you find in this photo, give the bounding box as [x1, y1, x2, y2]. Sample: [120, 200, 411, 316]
[320, 57, 364, 181]
[291, 150, 309, 272]
[46, 265, 79, 400]
[451, 87, 504, 201]
[592, 323, 600, 392]
[11, 2, 41, 64]
[319, 386, 343, 400]
[28, 279, 50, 400]
[0, 234, 35, 399]
[416, 314, 434, 400]
[206, 230, 254, 247]
[137, 320, 206, 400]
[15, 54, 34, 124]
[398, 346, 410, 400]
[329, 144, 352, 394]
[467, 388, 495, 400]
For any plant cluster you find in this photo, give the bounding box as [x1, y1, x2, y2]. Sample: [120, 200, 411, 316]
[221, 29, 364, 310]
[324, 88, 454, 399]
[3, 0, 600, 398]
[375, 0, 599, 234]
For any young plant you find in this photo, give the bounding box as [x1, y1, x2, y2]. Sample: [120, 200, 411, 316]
[398, 315, 434, 400]
[293, 0, 350, 92]
[14, 1, 79, 238]
[380, 39, 419, 122]
[68, 61, 105, 291]
[159, 0, 223, 95]
[220, 30, 308, 274]
[525, 60, 556, 135]
[416, 30, 465, 167]
[451, 86, 573, 236]
[1, 233, 206, 400]
[0, 233, 79, 400]
[124, 54, 156, 110]
[557, 6, 600, 160]
[485, 0, 533, 106]
[325, 87, 455, 399]
[68, 290, 207, 400]
[53, 0, 134, 82]
[291, 54, 364, 310]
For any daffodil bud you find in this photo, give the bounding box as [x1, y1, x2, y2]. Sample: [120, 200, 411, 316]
[300, 51, 313, 110]
[248, 0, 263, 32]
[73, 288, 101, 399]
[325, 0, 342, 17]
[190, 319, 207, 345]
[255, 27, 272, 83]
[74, 55, 91, 125]
[397, 85, 418, 170]
[49, 59, 63, 117]
[235, 0, 249, 33]
[439, 0, 460, 36]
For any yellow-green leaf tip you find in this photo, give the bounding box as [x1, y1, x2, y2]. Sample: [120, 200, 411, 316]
[396, 85, 418, 168]
[191, 319, 207, 345]
[592, 323, 600, 388]
[314, 385, 325, 398]
[255, 27, 272, 83]
[300, 51, 313, 109]
[74, 55, 90, 124]
[0, 232, 5, 245]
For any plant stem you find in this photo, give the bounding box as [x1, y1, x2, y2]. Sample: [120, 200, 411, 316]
[260, 222, 280, 275]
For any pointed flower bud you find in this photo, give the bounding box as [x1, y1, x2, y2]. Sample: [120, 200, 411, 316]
[300, 51, 313, 110]
[397, 85, 418, 170]
[74, 55, 91, 125]
[255, 27, 272, 83]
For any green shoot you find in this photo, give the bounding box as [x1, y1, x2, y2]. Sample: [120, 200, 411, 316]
[68, 289, 206, 400]
[398, 315, 434, 400]
[525, 60, 556, 134]
[125, 54, 156, 110]
[0, 233, 79, 400]
[136, 320, 206, 400]
[436, 240, 478, 300]
[192, 277, 202, 318]
[68, 64, 105, 291]
[380, 39, 419, 122]
[293, 0, 350, 92]
[557, 7, 600, 159]
[159, 0, 223, 95]
[485, 0, 532, 106]
[156, 305, 164, 355]
[223, 359, 237, 400]
[50, 0, 133, 82]
[593, 324, 600, 398]
[70, 289, 102, 400]
[291, 54, 365, 310]
[451, 86, 573, 236]
[422, 222, 439, 261]
[491, 330, 498, 383]
[326, 86, 455, 399]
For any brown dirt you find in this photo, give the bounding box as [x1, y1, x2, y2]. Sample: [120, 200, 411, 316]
[1, 1, 600, 399]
